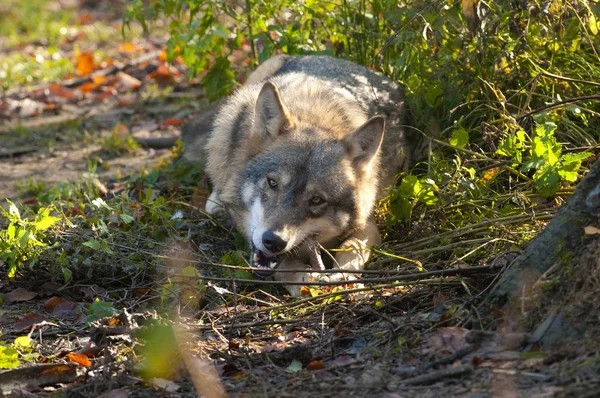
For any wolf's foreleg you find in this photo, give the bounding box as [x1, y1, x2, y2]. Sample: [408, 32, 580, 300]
[335, 219, 381, 272]
[204, 191, 227, 220]
[273, 258, 314, 297]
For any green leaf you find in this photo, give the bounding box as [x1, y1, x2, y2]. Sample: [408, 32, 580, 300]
[201, 57, 236, 102]
[6, 223, 15, 241]
[119, 213, 135, 224]
[83, 239, 102, 250]
[35, 215, 60, 231]
[449, 128, 469, 148]
[14, 336, 32, 350]
[0, 346, 20, 369]
[286, 359, 303, 373]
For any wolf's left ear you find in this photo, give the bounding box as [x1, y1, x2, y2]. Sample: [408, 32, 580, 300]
[344, 116, 385, 169]
[252, 82, 291, 137]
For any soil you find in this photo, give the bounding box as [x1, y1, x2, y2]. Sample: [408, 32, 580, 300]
[1, 1, 600, 397]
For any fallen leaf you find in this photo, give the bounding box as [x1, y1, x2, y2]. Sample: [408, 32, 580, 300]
[77, 342, 103, 358]
[78, 13, 94, 25]
[43, 296, 67, 311]
[286, 359, 303, 373]
[92, 75, 107, 85]
[67, 353, 91, 367]
[52, 300, 78, 319]
[15, 312, 48, 331]
[77, 81, 96, 93]
[4, 288, 37, 303]
[117, 72, 141, 92]
[149, 378, 180, 392]
[584, 225, 600, 235]
[429, 326, 469, 352]
[48, 84, 75, 100]
[306, 360, 326, 371]
[76, 52, 96, 76]
[0, 364, 77, 392]
[148, 65, 173, 82]
[117, 94, 138, 106]
[119, 42, 137, 53]
[37, 282, 60, 294]
[329, 355, 356, 367]
[79, 285, 107, 301]
[98, 388, 129, 398]
[159, 118, 182, 128]
[300, 286, 311, 295]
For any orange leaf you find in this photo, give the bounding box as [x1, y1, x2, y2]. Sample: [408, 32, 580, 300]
[158, 50, 167, 62]
[300, 286, 310, 295]
[77, 81, 95, 93]
[49, 84, 74, 99]
[306, 360, 326, 371]
[120, 42, 137, 53]
[78, 13, 94, 25]
[92, 75, 107, 85]
[148, 65, 171, 80]
[43, 296, 66, 311]
[67, 353, 91, 367]
[76, 52, 96, 76]
[480, 167, 500, 184]
[159, 118, 182, 128]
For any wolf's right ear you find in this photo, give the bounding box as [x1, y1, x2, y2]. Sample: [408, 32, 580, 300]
[252, 82, 291, 137]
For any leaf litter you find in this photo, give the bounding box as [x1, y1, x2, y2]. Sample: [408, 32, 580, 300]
[0, 1, 599, 397]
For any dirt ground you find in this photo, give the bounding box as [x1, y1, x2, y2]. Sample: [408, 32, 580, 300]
[2, 1, 600, 397]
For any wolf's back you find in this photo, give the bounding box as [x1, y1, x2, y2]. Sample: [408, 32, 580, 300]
[183, 55, 423, 183]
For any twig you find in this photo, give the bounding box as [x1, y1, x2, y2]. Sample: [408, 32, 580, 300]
[400, 364, 473, 385]
[182, 264, 497, 286]
[517, 94, 600, 121]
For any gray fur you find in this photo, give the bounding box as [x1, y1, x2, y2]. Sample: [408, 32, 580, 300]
[183, 55, 422, 296]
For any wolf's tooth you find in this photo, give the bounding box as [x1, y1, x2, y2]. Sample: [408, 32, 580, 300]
[253, 253, 260, 262]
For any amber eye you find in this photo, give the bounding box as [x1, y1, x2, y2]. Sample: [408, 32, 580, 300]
[310, 196, 324, 205]
[267, 178, 278, 189]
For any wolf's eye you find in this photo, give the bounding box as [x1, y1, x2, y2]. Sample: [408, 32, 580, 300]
[310, 196, 324, 205]
[267, 178, 278, 189]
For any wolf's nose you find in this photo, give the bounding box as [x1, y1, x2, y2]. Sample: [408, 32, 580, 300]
[262, 231, 287, 253]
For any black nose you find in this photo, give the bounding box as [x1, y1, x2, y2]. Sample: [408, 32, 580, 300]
[262, 231, 287, 253]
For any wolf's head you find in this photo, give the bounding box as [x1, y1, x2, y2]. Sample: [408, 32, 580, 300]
[236, 82, 385, 275]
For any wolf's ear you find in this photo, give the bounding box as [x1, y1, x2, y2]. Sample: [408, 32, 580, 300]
[252, 82, 291, 137]
[344, 116, 385, 169]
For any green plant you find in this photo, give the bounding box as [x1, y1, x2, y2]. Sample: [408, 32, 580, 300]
[0, 201, 62, 278]
[99, 124, 140, 156]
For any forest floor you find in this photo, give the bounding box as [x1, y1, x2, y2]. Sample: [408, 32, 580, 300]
[1, 1, 599, 397]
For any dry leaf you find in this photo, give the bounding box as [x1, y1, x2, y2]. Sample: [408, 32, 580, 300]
[4, 287, 37, 303]
[149, 378, 180, 392]
[120, 42, 137, 53]
[43, 296, 67, 311]
[306, 360, 326, 371]
[15, 312, 48, 331]
[52, 300, 78, 318]
[429, 326, 469, 352]
[159, 118, 182, 128]
[48, 83, 75, 99]
[98, 388, 129, 398]
[77, 81, 96, 93]
[78, 13, 94, 25]
[67, 353, 92, 367]
[76, 52, 96, 76]
[584, 225, 600, 235]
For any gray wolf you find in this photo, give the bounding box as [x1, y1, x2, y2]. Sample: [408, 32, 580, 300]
[183, 55, 421, 296]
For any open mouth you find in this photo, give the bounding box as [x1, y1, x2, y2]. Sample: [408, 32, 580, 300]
[250, 247, 281, 277]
